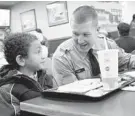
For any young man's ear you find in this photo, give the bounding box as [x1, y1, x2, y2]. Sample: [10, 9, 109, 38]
[16, 55, 25, 66]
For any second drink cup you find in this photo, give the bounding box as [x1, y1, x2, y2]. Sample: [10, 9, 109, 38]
[97, 49, 119, 90]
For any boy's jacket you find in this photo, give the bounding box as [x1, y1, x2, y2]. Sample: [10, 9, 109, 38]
[0, 64, 53, 116]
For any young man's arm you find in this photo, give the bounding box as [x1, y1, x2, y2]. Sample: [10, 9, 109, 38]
[107, 39, 135, 71]
[52, 56, 78, 86]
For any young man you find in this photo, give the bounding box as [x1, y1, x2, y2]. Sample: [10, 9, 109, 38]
[52, 5, 135, 86]
[115, 22, 135, 53]
[0, 33, 53, 116]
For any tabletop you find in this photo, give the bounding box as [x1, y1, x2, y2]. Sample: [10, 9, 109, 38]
[20, 90, 135, 116]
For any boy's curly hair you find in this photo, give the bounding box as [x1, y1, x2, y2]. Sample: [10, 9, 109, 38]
[4, 33, 38, 68]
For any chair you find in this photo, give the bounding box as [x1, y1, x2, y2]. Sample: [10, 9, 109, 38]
[48, 36, 71, 57]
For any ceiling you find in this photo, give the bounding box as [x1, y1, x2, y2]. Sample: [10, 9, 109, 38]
[0, 1, 21, 8]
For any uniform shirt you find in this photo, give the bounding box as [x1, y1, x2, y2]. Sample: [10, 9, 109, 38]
[52, 37, 135, 86]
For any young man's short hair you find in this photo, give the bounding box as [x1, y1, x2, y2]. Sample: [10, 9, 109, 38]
[4, 33, 38, 68]
[71, 5, 98, 26]
[117, 22, 130, 36]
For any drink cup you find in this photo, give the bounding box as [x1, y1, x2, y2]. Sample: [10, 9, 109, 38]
[97, 49, 119, 90]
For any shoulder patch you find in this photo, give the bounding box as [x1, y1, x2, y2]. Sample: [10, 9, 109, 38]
[59, 47, 70, 54]
[54, 38, 74, 57]
[59, 38, 74, 52]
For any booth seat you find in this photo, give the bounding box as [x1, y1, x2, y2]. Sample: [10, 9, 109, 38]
[48, 36, 71, 57]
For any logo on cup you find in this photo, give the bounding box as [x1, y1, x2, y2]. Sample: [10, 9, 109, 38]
[105, 66, 110, 71]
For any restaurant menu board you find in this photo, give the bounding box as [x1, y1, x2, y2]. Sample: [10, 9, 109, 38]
[42, 73, 135, 101]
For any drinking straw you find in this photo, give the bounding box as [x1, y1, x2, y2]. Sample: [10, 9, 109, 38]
[98, 28, 108, 50]
[103, 35, 108, 50]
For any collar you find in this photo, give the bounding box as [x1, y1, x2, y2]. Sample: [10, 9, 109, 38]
[75, 46, 88, 60]
[73, 40, 88, 60]
[16, 71, 38, 81]
[77, 39, 105, 59]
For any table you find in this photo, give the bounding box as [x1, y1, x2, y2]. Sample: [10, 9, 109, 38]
[20, 90, 135, 116]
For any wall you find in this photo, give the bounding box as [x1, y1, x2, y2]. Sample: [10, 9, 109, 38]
[11, 1, 72, 40]
[121, 1, 135, 24]
[10, 1, 122, 40]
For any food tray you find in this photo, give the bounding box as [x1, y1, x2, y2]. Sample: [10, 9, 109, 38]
[42, 74, 135, 101]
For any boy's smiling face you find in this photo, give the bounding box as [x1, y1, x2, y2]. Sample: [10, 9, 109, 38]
[24, 40, 46, 72]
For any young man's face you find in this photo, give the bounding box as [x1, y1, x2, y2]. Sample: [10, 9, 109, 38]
[71, 21, 98, 52]
[24, 40, 47, 72]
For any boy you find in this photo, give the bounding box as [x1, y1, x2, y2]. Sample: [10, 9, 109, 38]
[0, 33, 53, 116]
